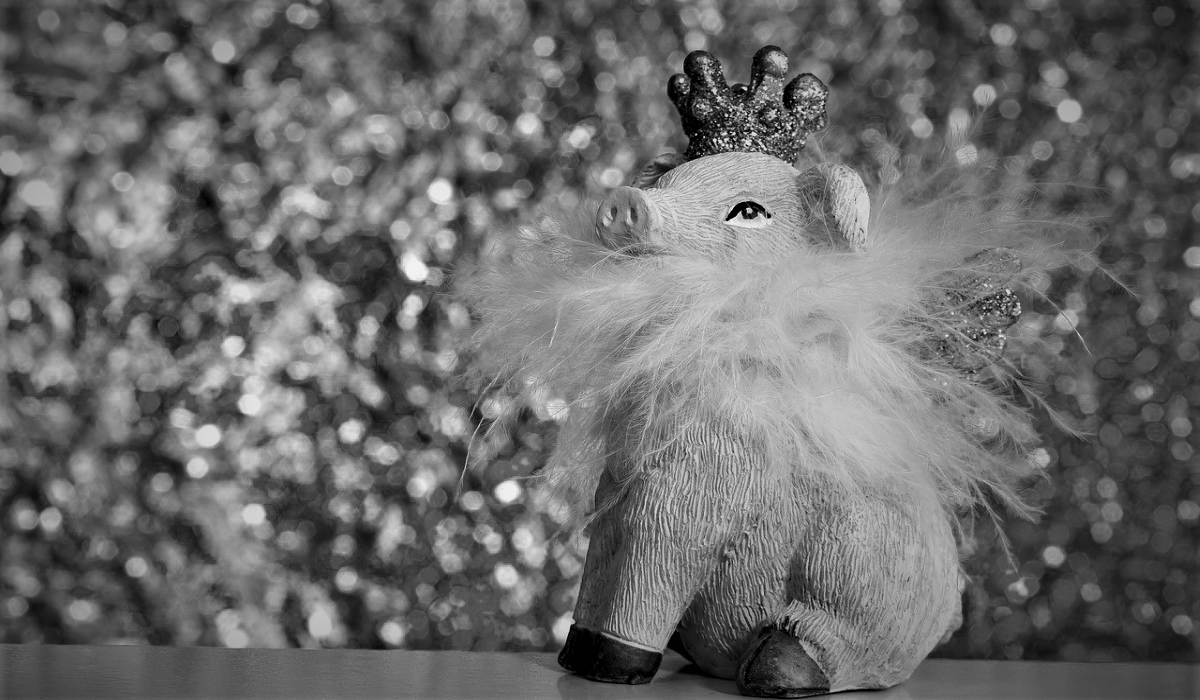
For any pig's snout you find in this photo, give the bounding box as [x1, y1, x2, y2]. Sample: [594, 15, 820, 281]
[595, 186, 658, 251]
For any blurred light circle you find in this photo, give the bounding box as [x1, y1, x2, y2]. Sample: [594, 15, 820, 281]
[307, 607, 334, 638]
[1171, 615, 1194, 635]
[989, 23, 1016, 46]
[598, 167, 622, 188]
[972, 84, 996, 107]
[37, 9, 60, 32]
[150, 473, 173, 493]
[111, 171, 134, 192]
[998, 99, 1021, 119]
[186, 457, 210, 479]
[221, 336, 246, 357]
[427, 178, 453, 205]
[379, 620, 406, 646]
[211, 39, 235, 64]
[532, 35, 555, 57]
[406, 473, 434, 499]
[338, 419, 365, 444]
[910, 116, 932, 139]
[493, 480, 522, 504]
[1183, 247, 1200, 268]
[4, 597, 29, 618]
[223, 629, 249, 648]
[460, 491, 484, 511]
[68, 600, 98, 623]
[242, 503, 266, 526]
[18, 180, 55, 208]
[125, 557, 149, 578]
[1056, 99, 1083, 123]
[493, 563, 519, 589]
[515, 113, 542, 137]
[948, 107, 972, 136]
[39, 508, 63, 534]
[195, 424, 222, 448]
[0, 151, 23, 176]
[512, 526, 534, 551]
[237, 393, 262, 416]
[400, 253, 429, 282]
[335, 567, 359, 592]
[480, 152, 503, 171]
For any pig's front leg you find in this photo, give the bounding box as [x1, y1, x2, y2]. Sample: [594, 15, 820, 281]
[559, 416, 763, 684]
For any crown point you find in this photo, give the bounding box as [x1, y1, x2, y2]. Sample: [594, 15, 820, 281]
[684, 51, 727, 90]
[684, 50, 717, 71]
[747, 47, 787, 103]
[753, 45, 789, 80]
[668, 73, 691, 105]
[785, 73, 830, 133]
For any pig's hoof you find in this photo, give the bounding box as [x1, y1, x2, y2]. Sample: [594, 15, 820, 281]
[557, 624, 662, 684]
[735, 627, 830, 698]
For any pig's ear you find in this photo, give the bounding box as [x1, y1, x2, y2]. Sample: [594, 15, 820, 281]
[630, 152, 685, 189]
[797, 164, 870, 252]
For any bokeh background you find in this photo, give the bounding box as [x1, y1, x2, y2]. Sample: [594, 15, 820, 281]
[1, 0, 1196, 664]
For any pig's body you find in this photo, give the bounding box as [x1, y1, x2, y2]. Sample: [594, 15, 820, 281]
[533, 152, 964, 695]
[569, 410, 960, 694]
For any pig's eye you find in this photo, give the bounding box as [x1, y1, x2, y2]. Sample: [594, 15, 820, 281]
[725, 201, 772, 229]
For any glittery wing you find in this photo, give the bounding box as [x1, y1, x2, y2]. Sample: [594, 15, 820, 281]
[928, 248, 1023, 373]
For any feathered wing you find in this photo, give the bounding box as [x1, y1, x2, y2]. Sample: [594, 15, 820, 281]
[457, 161, 1090, 524]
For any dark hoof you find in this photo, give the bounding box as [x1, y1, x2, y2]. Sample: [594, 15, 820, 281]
[736, 627, 830, 698]
[558, 624, 663, 684]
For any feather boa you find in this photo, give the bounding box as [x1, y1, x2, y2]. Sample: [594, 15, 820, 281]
[457, 157, 1091, 524]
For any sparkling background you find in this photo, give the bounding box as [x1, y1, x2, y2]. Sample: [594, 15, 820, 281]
[0, 0, 1196, 663]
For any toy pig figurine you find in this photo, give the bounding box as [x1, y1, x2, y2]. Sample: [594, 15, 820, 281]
[460, 46, 1079, 697]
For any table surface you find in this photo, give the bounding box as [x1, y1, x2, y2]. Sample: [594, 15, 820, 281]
[0, 644, 1196, 700]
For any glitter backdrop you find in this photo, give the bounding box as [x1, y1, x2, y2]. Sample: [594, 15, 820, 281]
[0, 0, 1195, 663]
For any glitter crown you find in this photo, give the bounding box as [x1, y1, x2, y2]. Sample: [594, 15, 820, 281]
[668, 45, 829, 163]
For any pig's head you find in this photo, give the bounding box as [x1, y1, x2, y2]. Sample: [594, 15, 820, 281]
[595, 153, 869, 259]
[594, 46, 869, 259]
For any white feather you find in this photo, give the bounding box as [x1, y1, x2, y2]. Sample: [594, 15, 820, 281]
[457, 157, 1093, 525]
